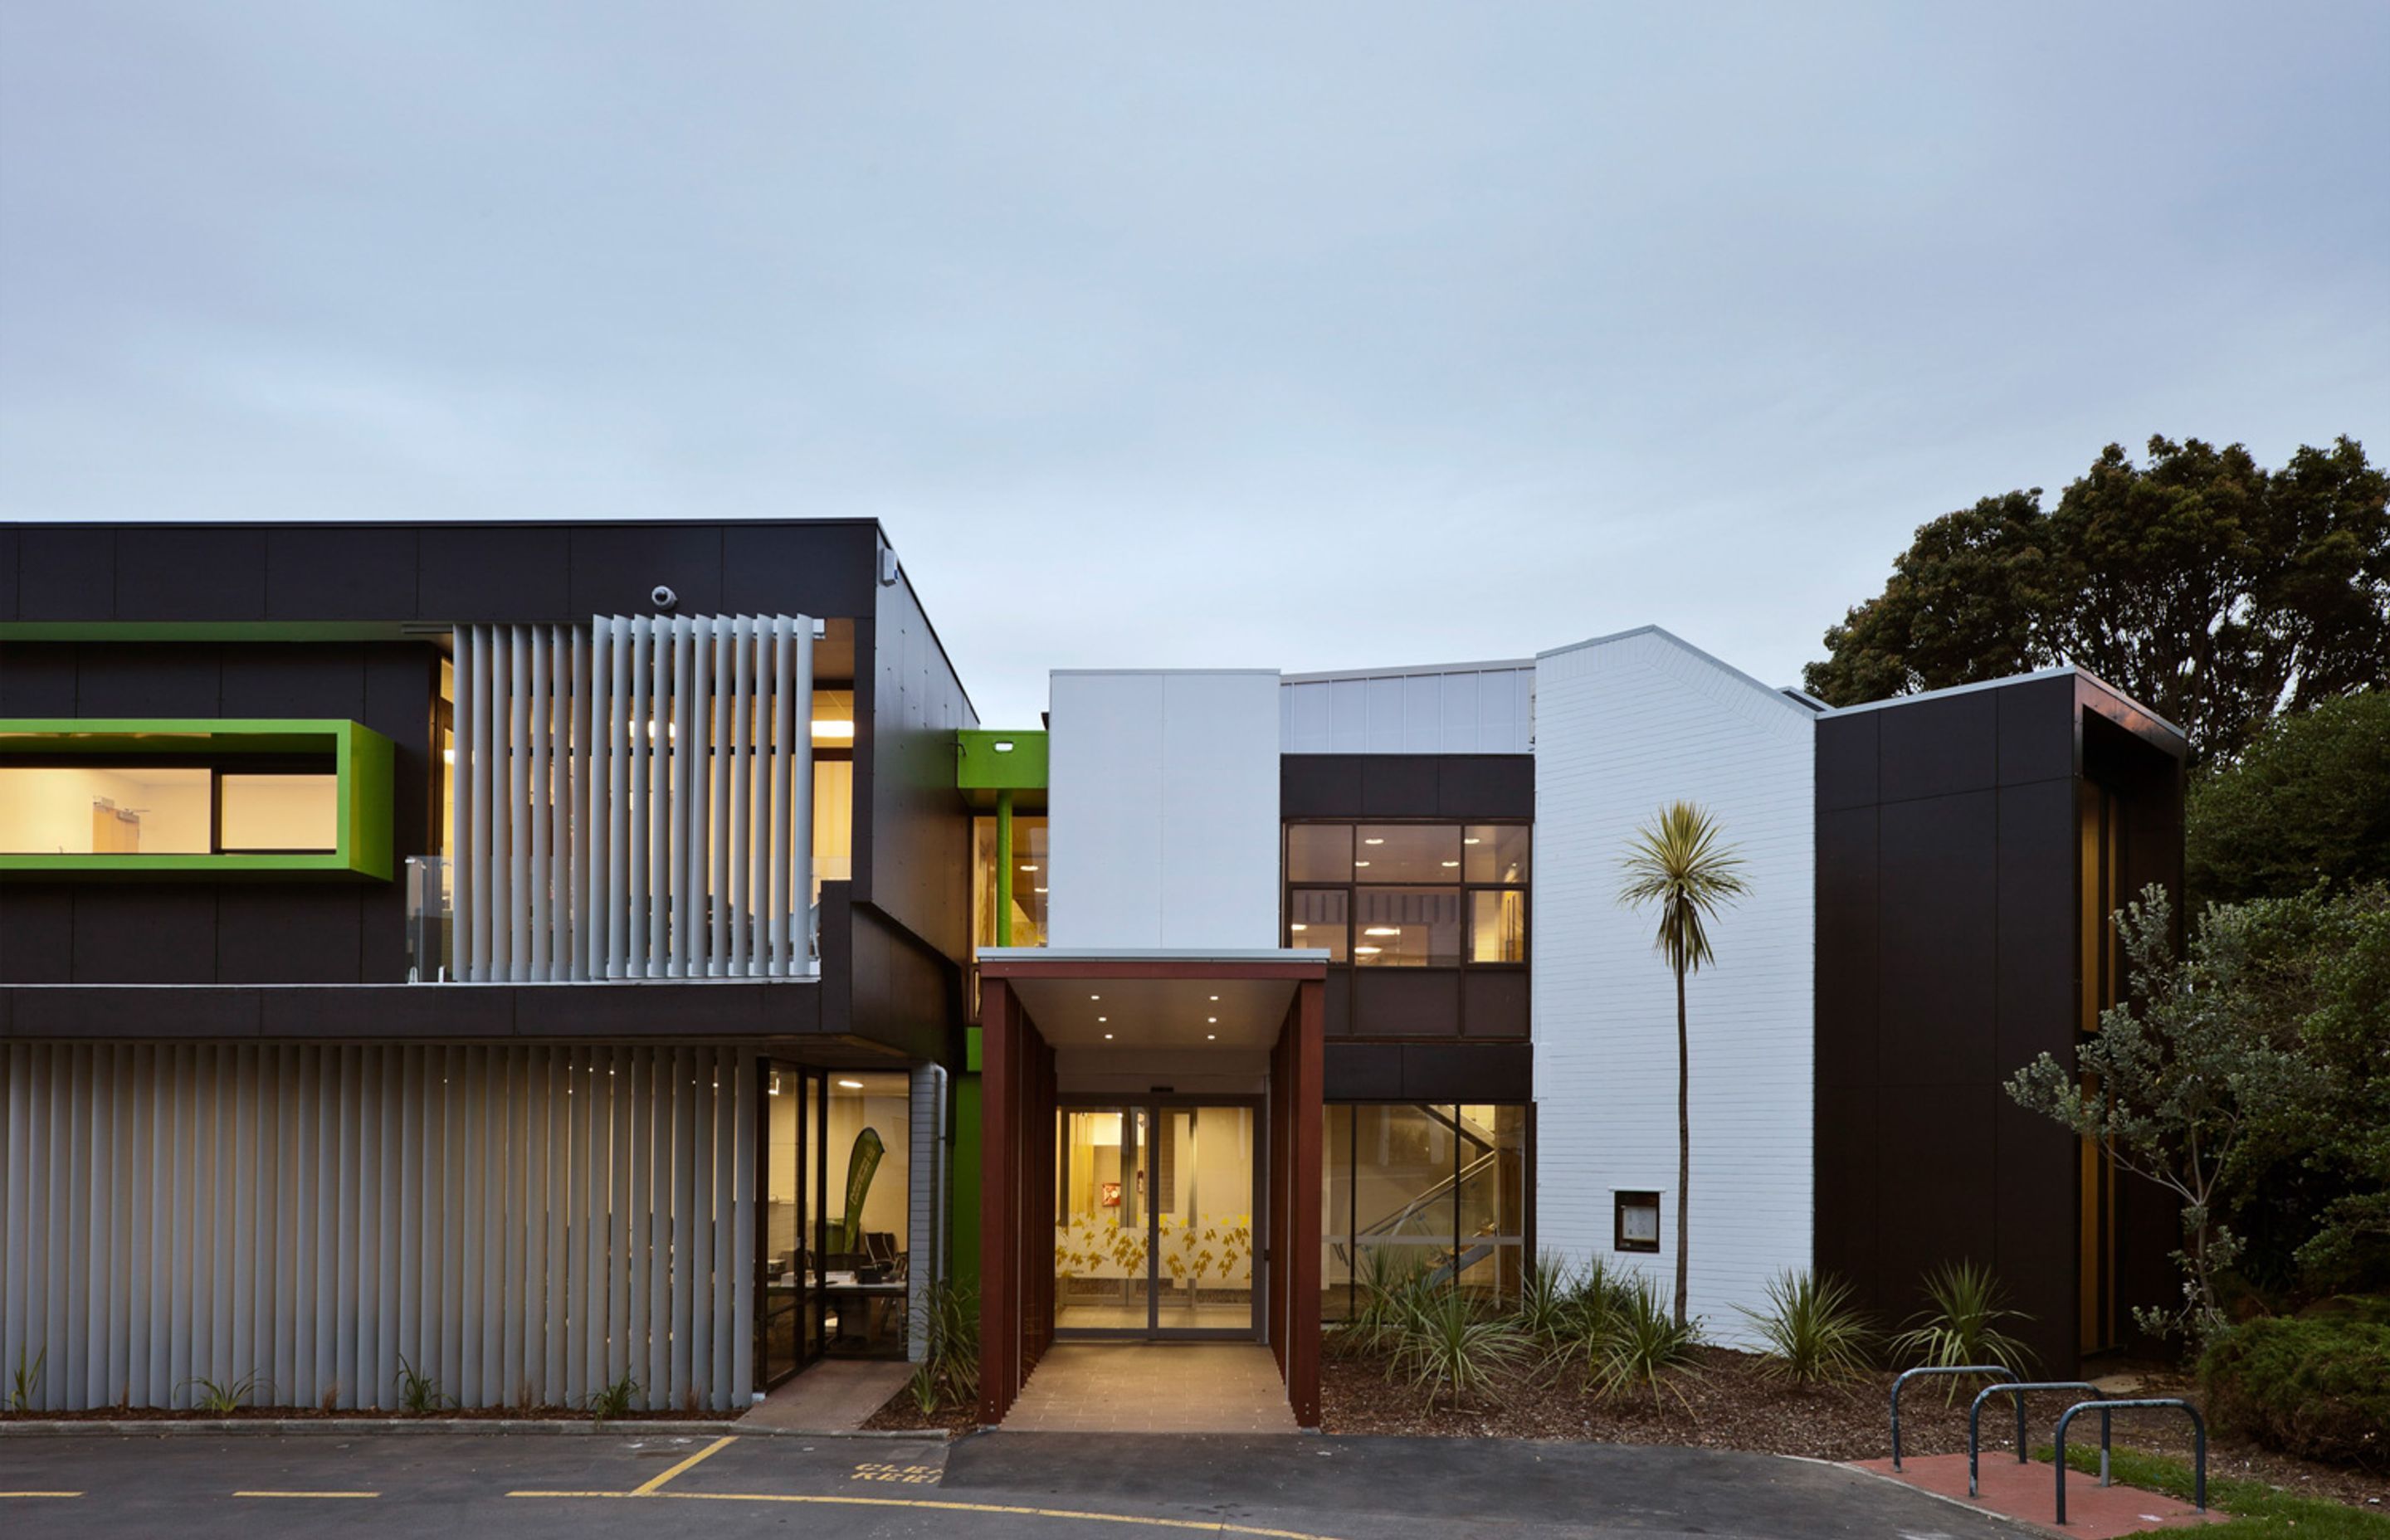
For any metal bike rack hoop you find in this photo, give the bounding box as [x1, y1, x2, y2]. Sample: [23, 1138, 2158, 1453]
[2053, 1398, 2206, 1525]
[1889, 1364, 2017, 1469]
[1967, 1382, 2100, 1496]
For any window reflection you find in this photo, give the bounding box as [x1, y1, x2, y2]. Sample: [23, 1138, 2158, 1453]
[1354, 887, 1462, 966]
[1285, 821, 1529, 967]
[1323, 1102, 1529, 1317]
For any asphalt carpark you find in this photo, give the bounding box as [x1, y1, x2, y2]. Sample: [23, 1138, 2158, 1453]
[1, 1429, 2041, 1538]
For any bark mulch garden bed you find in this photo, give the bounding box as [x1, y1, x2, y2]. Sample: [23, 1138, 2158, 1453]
[1320, 1346, 2389, 1512]
[860, 1393, 975, 1436]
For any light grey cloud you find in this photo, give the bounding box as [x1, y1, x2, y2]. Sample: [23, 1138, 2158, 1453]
[5, 2, 2385, 724]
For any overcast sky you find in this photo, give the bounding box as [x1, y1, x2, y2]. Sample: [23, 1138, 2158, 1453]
[3, 3, 2384, 725]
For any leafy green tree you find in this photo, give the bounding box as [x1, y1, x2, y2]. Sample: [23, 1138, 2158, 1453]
[2007, 887, 2333, 1345]
[1618, 802, 1749, 1328]
[1808, 436, 2390, 761]
[2187, 690, 2390, 905]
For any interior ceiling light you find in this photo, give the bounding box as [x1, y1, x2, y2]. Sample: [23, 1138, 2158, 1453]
[1096, 1016, 1107, 1022]
[1354, 945, 1383, 955]
[1089, 994, 1100, 1000]
[1441, 860, 1461, 868]
[811, 719, 855, 739]
[1019, 863, 1038, 872]
[836, 1078, 863, 1089]
[1289, 923, 1307, 931]
[1209, 994, 1220, 1001]
[1363, 926, 1400, 937]
[1363, 837, 1384, 845]
[1207, 1033, 1217, 1040]
[1354, 860, 1371, 868]
[1033, 886, 1048, 894]
[1104, 1032, 1114, 1040]
[1207, 1016, 1217, 1023]
[1463, 836, 1482, 846]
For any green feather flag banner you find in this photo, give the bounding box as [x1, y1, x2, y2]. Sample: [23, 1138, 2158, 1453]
[840, 1126, 885, 1255]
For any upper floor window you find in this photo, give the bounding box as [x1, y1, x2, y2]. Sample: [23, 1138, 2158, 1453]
[0, 763, 337, 855]
[1284, 821, 1529, 966]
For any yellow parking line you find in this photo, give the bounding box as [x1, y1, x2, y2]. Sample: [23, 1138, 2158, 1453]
[0, 1491, 84, 1498]
[627, 1434, 737, 1495]
[235, 1490, 381, 1499]
[505, 1484, 1343, 1539]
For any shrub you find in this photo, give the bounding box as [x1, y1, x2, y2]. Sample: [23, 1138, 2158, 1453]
[905, 1277, 981, 1416]
[1737, 1269, 1875, 1386]
[2201, 1309, 2390, 1471]
[585, 1374, 639, 1421]
[7, 1347, 41, 1413]
[1588, 1275, 1704, 1408]
[1889, 1261, 2034, 1391]
[1386, 1286, 1531, 1411]
[1509, 1251, 1578, 1348]
[393, 1356, 454, 1416]
[1334, 1248, 1427, 1360]
[182, 1372, 266, 1415]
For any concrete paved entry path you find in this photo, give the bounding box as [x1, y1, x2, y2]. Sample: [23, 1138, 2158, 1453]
[1002, 1342, 1300, 1432]
[739, 1359, 911, 1431]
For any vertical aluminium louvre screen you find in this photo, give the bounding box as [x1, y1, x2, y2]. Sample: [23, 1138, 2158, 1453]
[450, 615, 815, 983]
[0, 1041, 756, 1412]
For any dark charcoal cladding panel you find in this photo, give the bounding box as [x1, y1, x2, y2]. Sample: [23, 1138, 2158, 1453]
[1877, 790, 1997, 1086]
[1994, 1094, 2079, 1373]
[71, 887, 220, 982]
[1436, 757, 1534, 819]
[1359, 757, 1441, 816]
[1350, 967, 1461, 1036]
[115, 528, 268, 621]
[14, 527, 115, 620]
[1280, 756, 1355, 819]
[1815, 710, 1879, 812]
[1877, 689, 1998, 803]
[0, 527, 17, 621]
[1397, 1042, 1532, 1102]
[1996, 779, 2077, 1073]
[266, 527, 420, 620]
[568, 525, 725, 620]
[417, 525, 573, 621]
[219, 645, 368, 719]
[1813, 1084, 1881, 1317]
[76, 644, 221, 715]
[1323, 1043, 1403, 1100]
[723, 524, 881, 619]
[216, 887, 363, 984]
[1814, 804, 1880, 1091]
[1280, 753, 1533, 820]
[1997, 674, 2077, 786]
[0, 889, 73, 982]
[1875, 1087, 2000, 1318]
[1461, 968, 1529, 1038]
[1321, 968, 1353, 1037]
[0, 641, 76, 714]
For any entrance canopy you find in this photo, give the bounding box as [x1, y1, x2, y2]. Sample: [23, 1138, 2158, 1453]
[975, 948, 1328, 1429]
[978, 947, 1326, 1053]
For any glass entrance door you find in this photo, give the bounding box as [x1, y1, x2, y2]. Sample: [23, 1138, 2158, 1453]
[1056, 1099, 1258, 1338]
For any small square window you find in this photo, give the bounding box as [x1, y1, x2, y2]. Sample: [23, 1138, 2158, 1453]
[1615, 1191, 1661, 1254]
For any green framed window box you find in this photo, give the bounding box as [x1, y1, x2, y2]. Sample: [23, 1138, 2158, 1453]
[0, 719, 395, 881]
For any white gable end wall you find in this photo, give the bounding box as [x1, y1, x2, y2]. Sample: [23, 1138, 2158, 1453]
[1532, 629, 1814, 1346]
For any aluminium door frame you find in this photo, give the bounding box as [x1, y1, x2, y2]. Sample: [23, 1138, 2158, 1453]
[1053, 1093, 1266, 1343]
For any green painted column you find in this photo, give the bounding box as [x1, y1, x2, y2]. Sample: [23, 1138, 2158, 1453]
[994, 788, 1014, 948]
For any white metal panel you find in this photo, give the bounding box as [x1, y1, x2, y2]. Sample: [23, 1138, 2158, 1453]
[1046, 671, 1168, 948]
[1158, 672, 1282, 950]
[1278, 664, 1536, 754]
[1529, 627, 1814, 1346]
[0, 1043, 755, 1411]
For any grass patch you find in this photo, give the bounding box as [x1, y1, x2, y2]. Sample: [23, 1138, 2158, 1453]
[2032, 1441, 2390, 1538]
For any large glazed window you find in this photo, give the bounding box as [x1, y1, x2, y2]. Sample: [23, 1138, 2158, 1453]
[1321, 1103, 1529, 1318]
[1, 763, 336, 855]
[972, 814, 1049, 949]
[1282, 821, 1529, 966]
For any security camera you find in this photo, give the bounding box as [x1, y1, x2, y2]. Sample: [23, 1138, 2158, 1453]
[651, 584, 678, 610]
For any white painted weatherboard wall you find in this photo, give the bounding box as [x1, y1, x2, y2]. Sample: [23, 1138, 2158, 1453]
[1280, 662, 1534, 753]
[1046, 670, 1281, 950]
[1531, 627, 1815, 1345]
